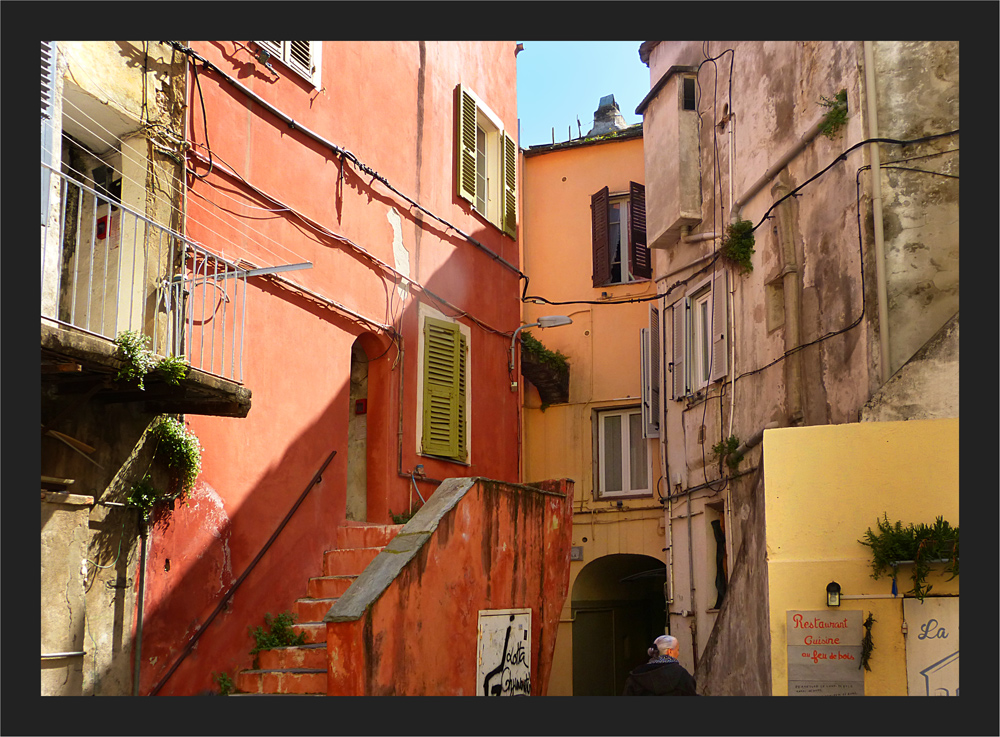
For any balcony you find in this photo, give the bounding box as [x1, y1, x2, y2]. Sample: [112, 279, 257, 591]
[41, 164, 250, 417]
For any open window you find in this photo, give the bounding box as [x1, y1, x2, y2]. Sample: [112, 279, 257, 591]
[670, 270, 728, 399]
[591, 182, 649, 287]
[456, 85, 516, 237]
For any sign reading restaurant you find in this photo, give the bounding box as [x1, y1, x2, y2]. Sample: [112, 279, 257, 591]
[787, 610, 864, 696]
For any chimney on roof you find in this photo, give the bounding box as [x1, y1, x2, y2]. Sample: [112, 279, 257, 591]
[587, 94, 628, 137]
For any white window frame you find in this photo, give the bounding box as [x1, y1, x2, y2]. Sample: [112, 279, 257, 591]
[457, 85, 515, 236]
[415, 303, 472, 465]
[606, 194, 633, 285]
[670, 270, 728, 400]
[254, 41, 322, 88]
[593, 406, 651, 499]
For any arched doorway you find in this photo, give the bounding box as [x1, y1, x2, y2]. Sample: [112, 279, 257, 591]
[345, 339, 369, 521]
[571, 553, 666, 696]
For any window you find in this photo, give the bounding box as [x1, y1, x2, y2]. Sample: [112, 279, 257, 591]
[641, 304, 660, 438]
[594, 407, 649, 498]
[591, 182, 649, 287]
[670, 271, 728, 399]
[457, 85, 516, 237]
[419, 313, 469, 463]
[254, 41, 322, 87]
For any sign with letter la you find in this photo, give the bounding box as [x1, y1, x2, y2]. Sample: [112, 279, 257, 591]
[477, 608, 531, 696]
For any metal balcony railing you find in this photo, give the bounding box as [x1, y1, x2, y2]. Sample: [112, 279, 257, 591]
[41, 163, 246, 383]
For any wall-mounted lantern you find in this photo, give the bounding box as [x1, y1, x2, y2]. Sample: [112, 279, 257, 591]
[826, 581, 842, 607]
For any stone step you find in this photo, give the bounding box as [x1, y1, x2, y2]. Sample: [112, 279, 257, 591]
[338, 523, 405, 549]
[323, 546, 383, 576]
[236, 668, 327, 695]
[291, 622, 326, 644]
[256, 643, 326, 671]
[306, 575, 355, 599]
[294, 597, 339, 622]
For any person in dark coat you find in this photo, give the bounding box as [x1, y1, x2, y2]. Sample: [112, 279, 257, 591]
[623, 635, 697, 695]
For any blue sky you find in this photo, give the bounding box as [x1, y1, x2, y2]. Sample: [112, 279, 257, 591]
[516, 41, 650, 148]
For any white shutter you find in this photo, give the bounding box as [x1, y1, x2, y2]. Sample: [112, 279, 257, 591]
[710, 270, 729, 382]
[642, 305, 661, 437]
[41, 41, 57, 225]
[671, 300, 686, 399]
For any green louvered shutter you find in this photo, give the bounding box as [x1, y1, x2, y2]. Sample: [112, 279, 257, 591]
[501, 131, 517, 237]
[456, 331, 468, 461]
[422, 317, 467, 460]
[457, 87, 478, 204]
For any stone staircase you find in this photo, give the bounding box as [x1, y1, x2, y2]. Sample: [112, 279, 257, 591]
[233, 522, 403, 695]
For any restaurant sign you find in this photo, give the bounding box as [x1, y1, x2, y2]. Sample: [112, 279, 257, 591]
[787, 610, 864, 696]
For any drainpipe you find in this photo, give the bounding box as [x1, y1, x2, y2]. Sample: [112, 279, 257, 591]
[772, 180, 804, 425]
[730, 115, 827, 225]
[863, 40, 891, 384]
[687, 497, 697, 670]
[132, 515, 147, 696]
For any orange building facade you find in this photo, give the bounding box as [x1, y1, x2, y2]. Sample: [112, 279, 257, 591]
[519, 116, 668, 695]
[137, 41, 525, 695]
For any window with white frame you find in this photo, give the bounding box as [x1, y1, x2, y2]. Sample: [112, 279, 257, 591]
[456, 85, 516, 237]
[594, 407, 650, 498]
[670, 270, 729, 399]
[253, 41, 322, 87]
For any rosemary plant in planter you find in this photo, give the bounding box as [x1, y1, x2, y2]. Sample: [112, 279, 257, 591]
[858, 514, 958, 601]
[520, 330, 570, 409]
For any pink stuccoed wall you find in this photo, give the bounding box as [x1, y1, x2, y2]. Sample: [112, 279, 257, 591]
[325, 477, 574, 695]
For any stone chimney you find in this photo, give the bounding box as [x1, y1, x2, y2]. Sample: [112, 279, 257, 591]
[587, 94, 628, 137]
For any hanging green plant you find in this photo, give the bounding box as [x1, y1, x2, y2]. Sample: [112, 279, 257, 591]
[126, 475, 162, 518]
[113, 330, 189, 389]
[521, 331, 569, 378]
[719, 219, 755, 274]
[859, 612, 876, 672]
[818, 89, 848, 139]
[711, 435, 743, 471]
[113, 330, 159, 389]
[520, 330, 570, 409]
[858, 514, 958, 601]
[154, 416, 203, 496]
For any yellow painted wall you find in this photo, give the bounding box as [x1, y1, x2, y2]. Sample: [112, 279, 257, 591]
[763, 418, 959, 696]
[521, 133, 669, 695]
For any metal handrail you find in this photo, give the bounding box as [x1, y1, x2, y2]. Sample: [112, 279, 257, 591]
[147, 449, 337, 695]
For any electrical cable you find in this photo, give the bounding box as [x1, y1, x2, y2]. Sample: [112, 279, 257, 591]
[188, 60, 213, 181]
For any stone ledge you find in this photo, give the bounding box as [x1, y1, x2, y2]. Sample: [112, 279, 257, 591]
[41, 491, 95, 506]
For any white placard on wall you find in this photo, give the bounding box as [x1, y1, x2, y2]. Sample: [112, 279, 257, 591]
[904, 597, 959, 696]
[476, 608, 531, 696]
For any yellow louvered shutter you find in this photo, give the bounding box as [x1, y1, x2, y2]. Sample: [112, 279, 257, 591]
[501, 131, 517, 237]
[457, 87, 478, 204]
[421, 317, 467, 460]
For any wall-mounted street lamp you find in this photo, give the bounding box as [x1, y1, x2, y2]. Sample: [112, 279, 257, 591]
[509, 316, 573, 391]
[826, 581, 842, 607]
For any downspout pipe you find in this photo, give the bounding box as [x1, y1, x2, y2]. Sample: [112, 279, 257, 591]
[863, 40, 891, 385]
[730, 115, 827, 224]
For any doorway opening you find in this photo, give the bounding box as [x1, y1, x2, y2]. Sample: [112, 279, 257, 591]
[571, 553, 667, 695]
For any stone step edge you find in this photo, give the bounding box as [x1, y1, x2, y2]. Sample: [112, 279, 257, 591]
[240, 668, 327, 675]
[260, 642, 327, 651]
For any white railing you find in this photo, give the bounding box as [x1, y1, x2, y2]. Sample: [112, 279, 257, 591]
[41, 163, 246, 383]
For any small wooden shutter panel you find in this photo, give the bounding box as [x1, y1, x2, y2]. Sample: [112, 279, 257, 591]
[456, 332, 468, 461]
[41, 41, 57, 226]
[671, 301, 686, 399]
[710, 270, 729, 382]
[591, 187, 610, 287]
[421, 317, 466, 460]
[644, 305, 661, 437]
[287, 41, 313, 78]
[457, 87, 477, 204]
[501, 132, 517, 237]
[629, 181, 651, 279]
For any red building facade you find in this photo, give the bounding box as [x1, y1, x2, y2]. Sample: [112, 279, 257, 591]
[139, 41, 523, 695]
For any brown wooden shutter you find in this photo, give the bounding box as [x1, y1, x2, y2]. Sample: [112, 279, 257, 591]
[591, 186, 610, 287]
[629, 181, 651, 279]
